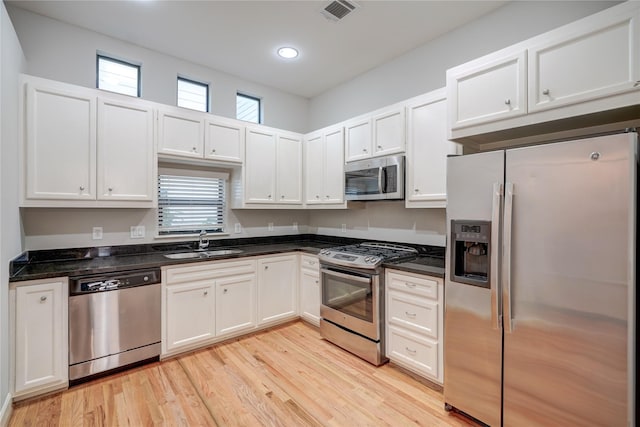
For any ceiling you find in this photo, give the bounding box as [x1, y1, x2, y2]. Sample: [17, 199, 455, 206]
[7, 0, 509, 98]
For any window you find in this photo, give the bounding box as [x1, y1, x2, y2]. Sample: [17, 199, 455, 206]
[97, 54, 140, 97]
[157, 167, 227, 236]
[177, 77, 209, 112]
[236, 93, 261, 123]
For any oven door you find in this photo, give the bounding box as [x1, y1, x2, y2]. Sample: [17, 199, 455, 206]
[320, 265, 380, 340]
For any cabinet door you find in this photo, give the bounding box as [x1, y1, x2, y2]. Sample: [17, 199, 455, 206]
[245, 127, 277, 203]
[300, 269, 320, 326]
[257, 255, 298, 325]
[345, 118, 372, 162]
[304, 133, 325, 204]
[388, 326, 439, 380]
[14, 279, 68, 395]
[372, 106, 405, 156]
[405, 91, 462, 208]
[24, 82, 96, 201]
[97, 98, 155, 201]
[164, 281, 215, 352]
[528, 7, 640, 113]
[276, 133, 303, 204]
[215, 273, 256, 336]
[205, 117, 244, 163]
[447, 50, 527, 129]
[157, 108, 204, 158]
[323, 128, 345, 204]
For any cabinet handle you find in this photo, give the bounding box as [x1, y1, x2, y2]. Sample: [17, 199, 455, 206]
[268, 194, 272, 199]
[634, 81, 640, 87]
[211, 148, 216, 153]
[108, 187, 113, 192]
[377, 145, 382, 149]
[79, 186, 85, 191]
[362, 148, 367, 152]
[542, 89, 550, 95]
[414, 188, 419, 192]
[264, 265, 269, 270]
[192, 147, 197, 152]
[281, 195, 285, 199]
[223, 288, 228, 294]
[504, 99, 511, 105]
[40, 296, 47, 302]
[405, 311, 416, 318]
[315, 195, 320, 199]
[405, 347, 417, 354]
[325, 195, 330, 199]
[204, 290, 208, 296]
[405, 282, 416, 288]
[315, 280, 319, 284]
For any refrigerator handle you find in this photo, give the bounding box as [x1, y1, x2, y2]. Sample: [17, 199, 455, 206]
[490, 182, 502, 330]
[503, 182, 514, 333]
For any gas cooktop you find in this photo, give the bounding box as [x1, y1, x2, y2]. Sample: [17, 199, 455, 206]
[318, 242, 418, 269]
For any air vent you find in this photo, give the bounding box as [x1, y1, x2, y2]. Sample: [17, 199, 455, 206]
[322, 0, 359, 21]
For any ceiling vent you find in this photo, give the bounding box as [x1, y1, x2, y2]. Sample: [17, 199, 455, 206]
[321, 0, 359, 22]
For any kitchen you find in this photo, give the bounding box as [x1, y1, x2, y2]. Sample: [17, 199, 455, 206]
[0, 0, 637, 426]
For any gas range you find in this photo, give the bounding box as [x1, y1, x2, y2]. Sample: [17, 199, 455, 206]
[318, 242, 418, 269]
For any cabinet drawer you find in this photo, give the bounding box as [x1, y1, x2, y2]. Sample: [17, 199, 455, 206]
[388, 326, 439, 380]
[388, 291, 438, 339]
[300, 254, 319, 271]
[164, 259, 256, 284]
[387, 271, 439, 300]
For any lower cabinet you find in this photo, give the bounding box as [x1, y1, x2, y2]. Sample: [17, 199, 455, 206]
[257, 254, 298, 325]
[164, 280, 215, 353]
[11, 278, 68, 400]
[215, 273, 257, 336]
[299, 254, 320, 326]
[385, 269, 444, 384]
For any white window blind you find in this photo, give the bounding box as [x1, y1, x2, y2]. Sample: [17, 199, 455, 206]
[177, 77, 209, 112]
[97, 55, 140, 97]
[158, 172, 226, 235]
[237, 93, 261, 123]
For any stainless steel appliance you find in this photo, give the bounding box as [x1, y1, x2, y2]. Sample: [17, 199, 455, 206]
[69, 268, 161, 382]
[444, 132, 637, 426]
[319, 242, 417, 365]
[344, 155, 404, 201]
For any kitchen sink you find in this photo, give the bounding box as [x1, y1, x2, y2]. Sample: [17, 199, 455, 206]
[164, 249, 243, 259]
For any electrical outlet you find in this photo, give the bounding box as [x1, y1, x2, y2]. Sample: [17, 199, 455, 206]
[293, 222, 298, 232]
[341, 223, 347, 232]
[268, 222, 274, 231]
[234, 223, 242, 233]
[92, 227, 103, 240]
[130, 226, 145, 239]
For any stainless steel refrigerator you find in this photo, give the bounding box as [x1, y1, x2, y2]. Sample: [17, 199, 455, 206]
[444, 132, 637, 426]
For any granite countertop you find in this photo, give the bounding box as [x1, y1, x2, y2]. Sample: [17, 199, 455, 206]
[9, 234, 445, 282]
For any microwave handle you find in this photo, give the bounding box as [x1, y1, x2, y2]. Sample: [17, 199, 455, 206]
[378, 166, 385, 194]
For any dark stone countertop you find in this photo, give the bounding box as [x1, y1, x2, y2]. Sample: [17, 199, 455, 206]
[9, 234, 445, 282]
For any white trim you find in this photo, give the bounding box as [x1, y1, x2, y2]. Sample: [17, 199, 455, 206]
[0, 392, 13, 427]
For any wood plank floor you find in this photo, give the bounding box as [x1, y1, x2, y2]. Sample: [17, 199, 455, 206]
[10, 321, 479, 426]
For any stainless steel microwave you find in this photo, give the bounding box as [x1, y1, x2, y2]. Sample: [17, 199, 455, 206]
[344, 155, 405, 201]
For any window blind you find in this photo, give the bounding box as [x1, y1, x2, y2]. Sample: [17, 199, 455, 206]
[157, 174, 225, 235]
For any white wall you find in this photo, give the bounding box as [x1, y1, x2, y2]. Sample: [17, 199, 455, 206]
[0, 0, 25, 420]
[308, 0, 620, 130]
[5, 5, 309, 133]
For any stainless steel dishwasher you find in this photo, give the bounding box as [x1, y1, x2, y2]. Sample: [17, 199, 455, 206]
[68, 268, 161, 383]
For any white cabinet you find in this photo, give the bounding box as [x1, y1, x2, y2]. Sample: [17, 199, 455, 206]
[385, 269, 443, 384]
[215, 273, 257, 337]
[162, 259, 257, 356]
[97, 97, 155, 202]
[447, 49, 527, 130]
[11, 278, 68, 400]
[20, 75, 156, 207]
[244, 126, 302, 206]
[447, 1, 640, 146]
[299, 254, 320, 326]
[405, 89, 462, 208]
[157, 107, 244, 163]
[257, 254, 298, 325]
[304, 126, 345, 206]
[345, 104, 405, 162]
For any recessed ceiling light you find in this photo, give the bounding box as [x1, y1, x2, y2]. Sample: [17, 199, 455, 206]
[277, 47, 299, 59]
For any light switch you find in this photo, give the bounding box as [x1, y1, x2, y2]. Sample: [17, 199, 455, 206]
[92, 227, 103, 240]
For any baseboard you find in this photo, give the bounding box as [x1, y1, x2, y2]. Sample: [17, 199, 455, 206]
[0, 392, 12, 427]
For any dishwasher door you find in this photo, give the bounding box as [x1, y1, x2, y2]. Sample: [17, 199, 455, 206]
[69, 283, 161, 380]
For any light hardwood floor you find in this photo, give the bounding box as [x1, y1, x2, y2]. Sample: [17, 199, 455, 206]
[10, 321, 478, 426]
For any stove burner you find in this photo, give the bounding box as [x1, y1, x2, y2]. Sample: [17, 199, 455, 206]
[318, 242, 418, 269]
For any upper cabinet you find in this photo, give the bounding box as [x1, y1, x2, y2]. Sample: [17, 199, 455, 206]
[242, 125, 303, 206]
[447, 1, 640, 148]
[405, 89, 462, 209]
[157, 106, 243, 163]
[304, 125, 345, 206]
[345, 103, 405, 162]
[20, 75, 156, 208]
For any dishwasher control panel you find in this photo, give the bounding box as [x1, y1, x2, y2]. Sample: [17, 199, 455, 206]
[70, 268, 161, 295]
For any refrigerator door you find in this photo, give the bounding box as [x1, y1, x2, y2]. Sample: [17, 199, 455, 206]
[444, 150, 504, 427]
[503, 133, 636, 426]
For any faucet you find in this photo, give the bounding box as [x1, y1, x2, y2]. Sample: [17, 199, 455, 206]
[198, 230, 209, 250]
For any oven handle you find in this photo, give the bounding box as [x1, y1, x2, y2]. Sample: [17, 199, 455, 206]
[320, 268, 372, 284]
